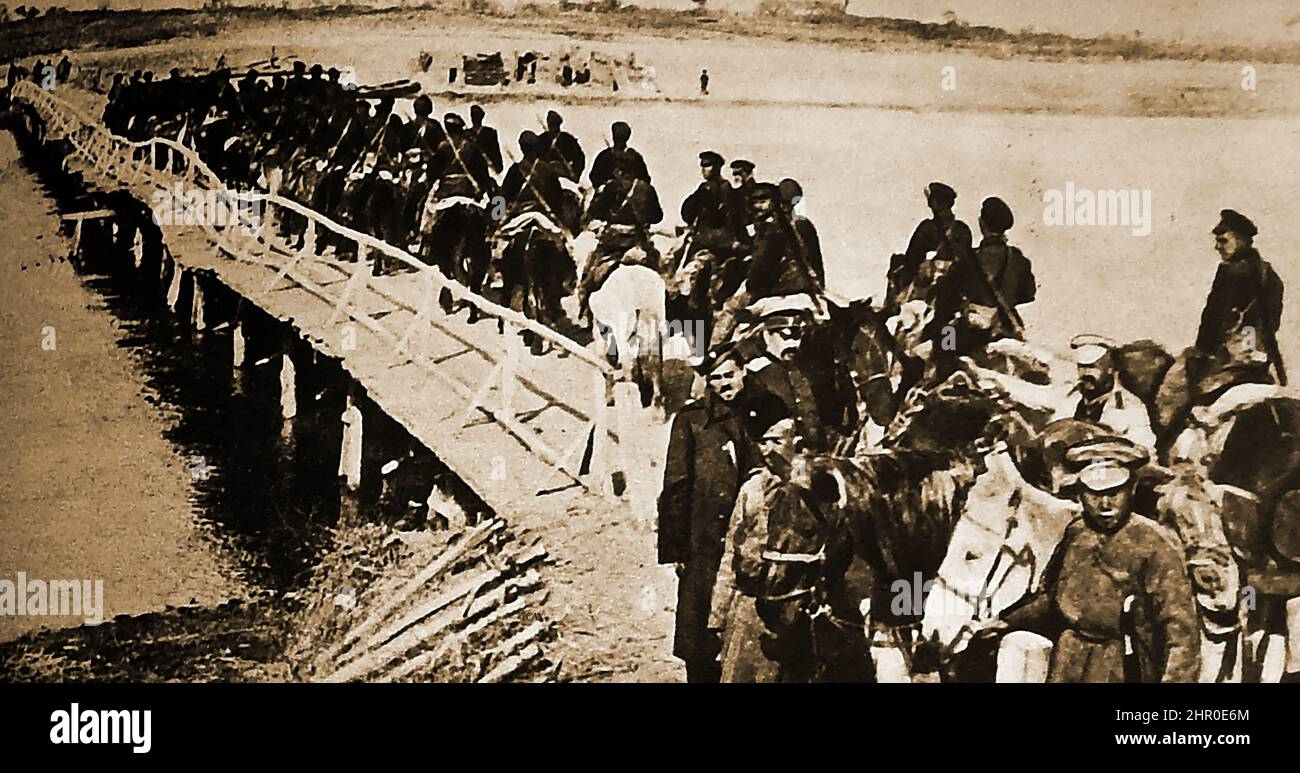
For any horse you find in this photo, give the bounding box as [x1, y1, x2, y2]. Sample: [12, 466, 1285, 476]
[1165, 384, 1300, 681]
[491, 209, 575, 348]
[419, 189, 492, 313]
[588, 257, 666, 409]
[918, 373, 1293, 682]
[919, 449, 1077, 682]
[790, 372, 1028, 680]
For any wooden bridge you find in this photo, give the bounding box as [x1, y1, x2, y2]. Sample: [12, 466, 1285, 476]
[12, 80, 679, 681]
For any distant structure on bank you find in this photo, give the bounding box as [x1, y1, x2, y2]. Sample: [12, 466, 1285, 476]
[420, 48, 659, 95]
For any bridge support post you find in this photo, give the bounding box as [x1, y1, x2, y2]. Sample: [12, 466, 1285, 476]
[607, 382, 639, 498]
[190, 273, 206, 333]
[339, 388, 363, 492]
[232, 318, 246, 369]
[166, 264, 183, 311]
[280, 342, 298, 420]
[586, 371, 610, 490]
[303, 218, 316, 257]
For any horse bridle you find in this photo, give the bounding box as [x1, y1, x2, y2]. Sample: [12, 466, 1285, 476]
[925, 507, 1038, 659]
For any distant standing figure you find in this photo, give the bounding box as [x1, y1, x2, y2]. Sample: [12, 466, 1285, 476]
[700, 68, 709, 96]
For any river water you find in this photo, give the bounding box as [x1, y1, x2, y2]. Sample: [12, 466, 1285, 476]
[0, 128, 357, 648]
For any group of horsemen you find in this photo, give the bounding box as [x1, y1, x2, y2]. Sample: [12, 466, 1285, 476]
[657, 185, 1289, 683]
[5, 59, 1292, 683]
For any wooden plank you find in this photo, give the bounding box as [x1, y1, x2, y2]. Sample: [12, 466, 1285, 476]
[325, 519, 503, 662]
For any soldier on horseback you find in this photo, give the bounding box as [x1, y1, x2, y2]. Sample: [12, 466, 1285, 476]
[923, 196, 1035, 376]
[401, 95, 445, 243]
[421, 112, 496, 315]
[1199, 209, 1284, 386]
[708, 183, 826, 350]
[468, 104, 502, 175]
[589, 121, 650, 190]
[578, 157, 664, 325]
[497, 130, 576, 347]
[539, 109, 584, 182]
[727, 159, 759, 237]
[889, 182, 973, 313]
[672, 150, 741, 341]
[1155, 210, 1286, 450]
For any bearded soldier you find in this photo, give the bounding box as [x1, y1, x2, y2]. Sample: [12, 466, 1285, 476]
[1052, 334, 1157, 453]
[727, 159, 758, 237]
[736, 298, 841, 452]
[977, 436, 1200, 683]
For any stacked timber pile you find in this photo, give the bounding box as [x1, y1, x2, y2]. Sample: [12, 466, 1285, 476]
[289, 518, 555, 683]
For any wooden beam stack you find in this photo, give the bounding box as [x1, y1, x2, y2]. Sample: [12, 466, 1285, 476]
[308, 518, 554, 683]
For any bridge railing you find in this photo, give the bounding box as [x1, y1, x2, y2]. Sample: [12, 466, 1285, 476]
[14, 80, 629, 495]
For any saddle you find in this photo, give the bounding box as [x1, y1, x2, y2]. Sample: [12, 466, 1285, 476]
[498, 210, 565, 240]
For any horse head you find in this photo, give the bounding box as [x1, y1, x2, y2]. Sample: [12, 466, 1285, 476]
[1156, 464, 1243, 638]
[920, 450, 1078, 664]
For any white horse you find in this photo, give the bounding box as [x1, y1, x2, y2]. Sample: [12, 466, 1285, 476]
[587, 258, 666, 409]
[918, 450, 1076, 682]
